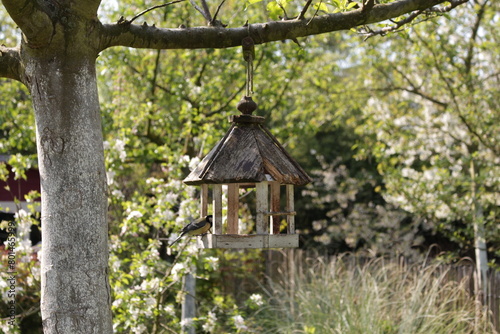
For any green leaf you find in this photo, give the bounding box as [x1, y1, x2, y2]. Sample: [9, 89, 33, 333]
[314, 2, 329, 13]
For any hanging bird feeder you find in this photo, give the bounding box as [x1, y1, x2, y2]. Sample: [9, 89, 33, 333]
[183, 37, 312, 249]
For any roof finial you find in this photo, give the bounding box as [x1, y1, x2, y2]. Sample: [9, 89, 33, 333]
[236, 95, 257, 115]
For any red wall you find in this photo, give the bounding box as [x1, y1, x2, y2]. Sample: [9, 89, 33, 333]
[0, 167, 41, 202]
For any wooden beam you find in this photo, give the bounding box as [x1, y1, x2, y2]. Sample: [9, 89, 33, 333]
[270, 182, 280, 234]
[200, 184, 208, 217]
[255, 181, 268, 235]
[286, 185, 295, 234]
[213, 184, 223, 234]
[197, 234, 299, 249]
[227, 183, 239, 234]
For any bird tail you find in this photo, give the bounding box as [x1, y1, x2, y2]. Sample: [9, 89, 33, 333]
[169, 234, 183, 247]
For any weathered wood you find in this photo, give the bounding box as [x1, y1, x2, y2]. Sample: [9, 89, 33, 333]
[197, 234, 299, 249]
[270, 182, 280, 234]
[213, 184, 223, 234]
[256, 182, 268, 235]
[286, 185, 295, 234]
[227, 183, 239, 234]
[265, 211, 297, 216]
[200, 184, 208, 217]
[184, 119, 312, 186]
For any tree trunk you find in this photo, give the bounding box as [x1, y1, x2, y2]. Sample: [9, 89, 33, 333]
[470, 160, 488, 304]
[182, 271, 196, 334]
[27, 55, 113, 333]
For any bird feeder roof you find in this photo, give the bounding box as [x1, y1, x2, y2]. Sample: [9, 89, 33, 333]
[184, 114, 312, 186]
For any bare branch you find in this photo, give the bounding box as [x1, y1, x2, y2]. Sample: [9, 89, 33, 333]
[359, 0, 469, 39]
[359, 9, 424, 39]
[101, 0, 460, 51]
[307, 0, 323, 25]
[189, 0, 212, 22]
[426, 0, 472, 13]
[464, 0, 488, 82]
[0, 46, 24, 83]
[212, 0, 227, 23]
[277, 1, 290, 19]
[200, 0, 213, 21]
[126, 0, 186, 25]
[297, 0, 314, 21]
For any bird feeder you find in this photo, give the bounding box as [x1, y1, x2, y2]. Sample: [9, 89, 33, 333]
[183, 37, 311, 248]
[183, 99, 311, 249]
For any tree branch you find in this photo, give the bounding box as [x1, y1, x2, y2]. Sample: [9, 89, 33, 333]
[359, 0, 469, 39]
[297, 0, 314, 21]
[463, 0, 488, 87]
[1, 0, 54, 49]
[125, 0, 186, 25]
[99, 0, 460, 51]
[0, 46, 23, 83]
[189, 0, 212, 22]
[389, 65, 449, 107]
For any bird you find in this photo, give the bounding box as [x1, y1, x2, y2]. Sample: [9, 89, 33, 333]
[169, 215, 213, 247]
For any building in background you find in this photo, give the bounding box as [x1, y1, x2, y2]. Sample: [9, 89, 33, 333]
[0, 154, 41, 245]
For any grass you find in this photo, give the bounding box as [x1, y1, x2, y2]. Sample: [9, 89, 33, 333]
[247, 255, 496, 334]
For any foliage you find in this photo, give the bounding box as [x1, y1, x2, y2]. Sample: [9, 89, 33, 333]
[245, 254, 496, 333]
[351, 0, 499, 259]
[0, 7, 34, 156]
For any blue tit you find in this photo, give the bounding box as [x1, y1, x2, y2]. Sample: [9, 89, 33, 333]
[169, 215, 213, 246]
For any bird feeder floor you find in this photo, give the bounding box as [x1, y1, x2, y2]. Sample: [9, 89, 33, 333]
[196, 233, 299, 249]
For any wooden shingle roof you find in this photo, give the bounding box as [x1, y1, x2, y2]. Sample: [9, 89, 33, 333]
[183, 115, 312, 186]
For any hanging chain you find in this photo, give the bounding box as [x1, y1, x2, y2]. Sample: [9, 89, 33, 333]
[242, 36, 255, 97]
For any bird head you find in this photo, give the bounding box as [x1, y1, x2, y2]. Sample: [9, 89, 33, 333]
[206, 215, 213, 225]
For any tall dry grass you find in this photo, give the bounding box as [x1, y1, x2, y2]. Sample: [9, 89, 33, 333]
[248, 256, 496, 334]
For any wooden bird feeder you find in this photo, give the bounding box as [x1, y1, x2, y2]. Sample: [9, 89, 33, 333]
[183, 95, 312, 249]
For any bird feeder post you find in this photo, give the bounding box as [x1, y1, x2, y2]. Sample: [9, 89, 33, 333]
[255, 181, 268, 235]
[270, 181, 281, 234]
[200, 184, 208, 217]
[212, 184, 223, 234]
[227, 183, 239, 234]
[286, 185, 295, 234]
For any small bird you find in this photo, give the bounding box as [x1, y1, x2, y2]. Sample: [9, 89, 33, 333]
[169, 215, 213, 247]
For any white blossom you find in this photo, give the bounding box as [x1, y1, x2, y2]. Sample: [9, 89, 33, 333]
[138, 265, 149, 277]
[106, 170, 116, 185]
[250, 293, 264, 306]
[164, 304, 175, 316]
[131, 323, 147, 334]
[205, 257, 219, 271]
[114, 139, 127, 162]
[232, 315, 248, 331]
[189, 156, 201, 171]
[171, 263, 186, 281]
[126, 211, 143, 221]
[202, 311, 217, 333]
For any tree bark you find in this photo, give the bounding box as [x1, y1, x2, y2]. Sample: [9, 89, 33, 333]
[99, 0, 459, 51]
[27, 54, 112, 333]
